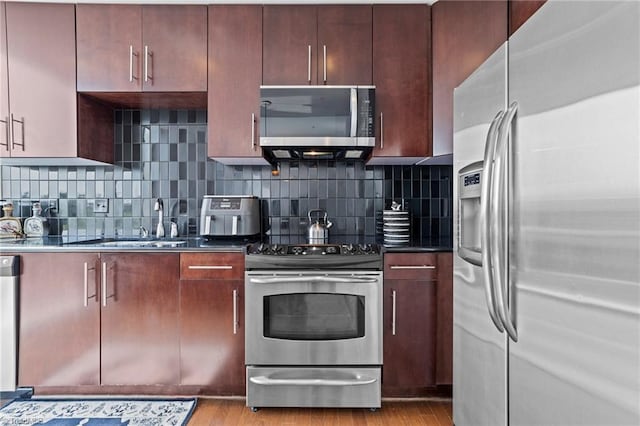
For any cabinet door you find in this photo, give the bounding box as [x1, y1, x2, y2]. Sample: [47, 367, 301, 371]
[5, 3, 77, 158]
[263, 5, 317, 85]
[76, 5, 142, 92]
[18, 253, 100, 386]
[141, 6, 207, 92]
[0, 2, 9, 158]
[432, 0, 507, 157]
[436, 252, 453, 385]
[383, 279, 437, 396]
[371, 5, 431, 161]
[208, 5, 263, 160]
[509, 0, 547, 35]
[100, 253, 179, 385]
[317, 6, 372, 85]
[180, 279, 245, 393]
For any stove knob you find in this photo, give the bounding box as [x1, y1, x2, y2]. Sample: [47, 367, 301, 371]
[256, 243, 266, 254]
[359, 244, 370, 254]
[326, 246, 337, 254]
[292, 246, 303, 255]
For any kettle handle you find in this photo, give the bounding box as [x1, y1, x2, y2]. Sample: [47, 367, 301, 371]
[308, 209, 328, 223]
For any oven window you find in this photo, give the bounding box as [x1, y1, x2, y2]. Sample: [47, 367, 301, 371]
[263, 293, 365, 340]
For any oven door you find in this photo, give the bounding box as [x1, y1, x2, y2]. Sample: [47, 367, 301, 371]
[245, 270, 382, 366]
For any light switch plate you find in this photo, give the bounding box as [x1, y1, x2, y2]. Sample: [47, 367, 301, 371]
[94, 198, 109, 213]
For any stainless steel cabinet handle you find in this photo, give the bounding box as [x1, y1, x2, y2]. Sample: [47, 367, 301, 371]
[307, 45, 312, 83]
[188, 265, 233, 270]
[480, 110, 505, 333]
[233, 289, 238, 335]
[251, 113, 256, 150]
[249, 276, 378, 284]
[101, 261, 107, 307]
[0, 117, 9, 151]
[129, 45, 138, 82]
[10, 115, 24, 150]
[380, 113, 384, 149]
[250, 376, 376, 387]
[389, 265, 435, 270]
[144, 45, 148, 82]
[144, 45, 151, 83]
[83, 262, 96, 307]
[392, 289, 397, 336]
[323, 45, 327, 83]
[492, 101, 518, 342]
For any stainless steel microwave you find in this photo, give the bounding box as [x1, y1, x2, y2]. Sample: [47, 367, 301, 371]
[259, 85, 375, 163]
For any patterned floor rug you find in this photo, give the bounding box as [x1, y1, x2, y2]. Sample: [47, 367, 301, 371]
[0, 398, 196, 425]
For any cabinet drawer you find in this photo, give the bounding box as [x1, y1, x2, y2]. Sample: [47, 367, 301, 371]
[180, 252, 244, 280]
[384, 253, 438, 280]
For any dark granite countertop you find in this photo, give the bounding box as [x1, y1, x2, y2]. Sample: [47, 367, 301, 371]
[0, 236, 248, 253]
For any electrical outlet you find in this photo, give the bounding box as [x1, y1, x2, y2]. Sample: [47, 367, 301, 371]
[94, 198, 109, 213]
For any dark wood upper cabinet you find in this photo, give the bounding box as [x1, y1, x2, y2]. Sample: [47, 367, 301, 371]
[76, 4, 207, 92]
[431, 0, 508, 157]
[1, 3, 78, 159]
[208, 5, 264, 161]
[509, 0, 547, 35]
[263, 5, 372, 85]
[317, 6, 372, 85]
[370, 5, 431, 163]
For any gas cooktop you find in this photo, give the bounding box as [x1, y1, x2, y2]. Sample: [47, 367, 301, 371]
[245, 243, 382, 270]
[247, 243, 380, 256]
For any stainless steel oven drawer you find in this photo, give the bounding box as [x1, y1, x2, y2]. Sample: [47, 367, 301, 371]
[246, 366, 381, 409]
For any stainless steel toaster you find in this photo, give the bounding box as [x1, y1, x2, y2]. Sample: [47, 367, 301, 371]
[200, 195, 261, 237]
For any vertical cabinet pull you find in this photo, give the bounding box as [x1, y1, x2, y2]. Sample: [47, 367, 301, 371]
[323, 45, 327, 83]
[10, 115, 24, 150]
[101, 261, 107, 307]
[83, 262, 96, 307]
[0, 117, 9, 151]
[307, 45, 312, 83]
[391, 289, 397, 336]
[232, 289, 238, 335]
[144, 45, 152, 83]
[129, 45, 138, 82]
[251, 113, 256, 150]
[380, 113, 384, 149]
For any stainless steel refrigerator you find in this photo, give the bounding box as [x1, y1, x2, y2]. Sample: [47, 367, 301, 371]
[453, 1, 639, 425]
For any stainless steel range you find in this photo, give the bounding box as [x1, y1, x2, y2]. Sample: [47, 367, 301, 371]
[245, 243, 383, 411]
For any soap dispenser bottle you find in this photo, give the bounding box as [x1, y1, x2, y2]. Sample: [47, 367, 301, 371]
[24, 202, 48, 237]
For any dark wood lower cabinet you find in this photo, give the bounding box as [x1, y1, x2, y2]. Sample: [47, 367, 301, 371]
[18, 252, 179, 389]
[18, 253, 101, 387]
[383, 278, 437, 396]
[100, 253, 180, 386]
[179, 280, 245, 394]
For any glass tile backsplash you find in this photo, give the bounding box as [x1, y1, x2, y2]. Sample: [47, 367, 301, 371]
[0, 109, 452, 247]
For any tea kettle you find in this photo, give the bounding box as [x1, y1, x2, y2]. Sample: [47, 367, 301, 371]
[307, 209, 333, 244]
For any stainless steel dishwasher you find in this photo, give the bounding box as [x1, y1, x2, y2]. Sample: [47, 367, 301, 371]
[0, 255, 19, 393]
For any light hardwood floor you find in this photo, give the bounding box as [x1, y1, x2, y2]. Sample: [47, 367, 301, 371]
[187, 398, 453, 425]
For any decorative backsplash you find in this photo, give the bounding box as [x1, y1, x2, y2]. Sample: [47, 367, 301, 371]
[0, 109, 452, 247]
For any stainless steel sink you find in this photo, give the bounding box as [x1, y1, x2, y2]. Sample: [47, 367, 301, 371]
[65, 238, 186, 248]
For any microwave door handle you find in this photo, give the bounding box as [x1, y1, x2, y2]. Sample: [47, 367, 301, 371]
[350, 88, 358, 137]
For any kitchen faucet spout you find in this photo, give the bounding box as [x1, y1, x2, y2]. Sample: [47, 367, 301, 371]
[154, 198, 165, 238]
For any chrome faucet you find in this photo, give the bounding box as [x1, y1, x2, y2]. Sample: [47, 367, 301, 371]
[154, 198, 165, 238]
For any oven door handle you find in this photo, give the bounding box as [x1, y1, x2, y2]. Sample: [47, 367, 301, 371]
[249, 376, 377, 387]
[248, 276, 379, 284]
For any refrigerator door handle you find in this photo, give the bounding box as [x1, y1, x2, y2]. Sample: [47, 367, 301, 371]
[492, 101, 519, 342]
[481, 110, 505, 333]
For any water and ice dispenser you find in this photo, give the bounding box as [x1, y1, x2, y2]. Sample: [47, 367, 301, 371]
[458, 161, 483, 266]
